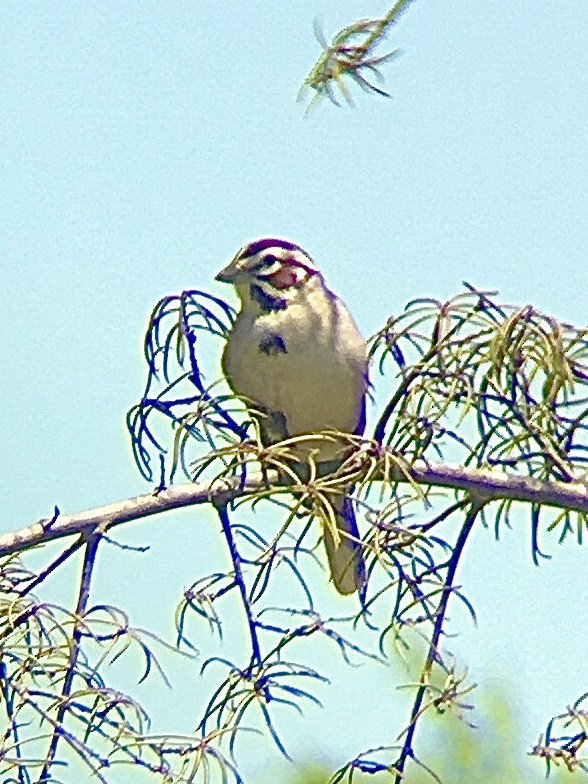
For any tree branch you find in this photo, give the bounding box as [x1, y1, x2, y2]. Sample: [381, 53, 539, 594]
[39, 532, 102, 783]
[393, 500, 481, 782]
[2, 461, 588, 558]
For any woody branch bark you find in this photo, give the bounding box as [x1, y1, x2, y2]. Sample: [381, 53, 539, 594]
[2, 461, 588, 558]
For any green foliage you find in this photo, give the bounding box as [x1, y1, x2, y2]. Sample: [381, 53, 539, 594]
[4, 284, 588, 782]
[284, 684, 582, 784]
[300, 1, 415, 110]
[2, 4, 587, 780]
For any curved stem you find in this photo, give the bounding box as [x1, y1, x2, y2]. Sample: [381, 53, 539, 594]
[181, 294, 249, 441]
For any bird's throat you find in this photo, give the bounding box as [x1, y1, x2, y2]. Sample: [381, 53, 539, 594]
[249, 283, 288, 312]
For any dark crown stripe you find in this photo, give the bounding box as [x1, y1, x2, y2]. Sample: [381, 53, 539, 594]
[241, 238, 302, 258]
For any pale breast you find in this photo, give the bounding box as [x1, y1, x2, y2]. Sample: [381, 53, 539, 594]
[222, 287, 367, 460]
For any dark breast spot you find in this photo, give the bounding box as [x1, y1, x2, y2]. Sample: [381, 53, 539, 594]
[258, 333, 287, 355]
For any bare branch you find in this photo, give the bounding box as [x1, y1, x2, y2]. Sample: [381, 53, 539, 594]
[3, 460, 588, 558]
[0, 475, 266, 557]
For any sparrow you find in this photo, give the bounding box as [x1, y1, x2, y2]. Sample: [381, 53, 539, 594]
[215, 238, 367, 594]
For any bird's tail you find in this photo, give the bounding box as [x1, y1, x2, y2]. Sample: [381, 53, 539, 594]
[323, 495, 366, 595]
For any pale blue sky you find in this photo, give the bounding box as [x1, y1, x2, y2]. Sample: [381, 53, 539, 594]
[1, 2, 587, 781]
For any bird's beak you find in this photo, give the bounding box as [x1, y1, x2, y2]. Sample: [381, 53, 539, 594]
[215, 260, 239, 283]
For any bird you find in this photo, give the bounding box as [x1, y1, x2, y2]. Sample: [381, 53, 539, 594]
[215, 238, 367, 594]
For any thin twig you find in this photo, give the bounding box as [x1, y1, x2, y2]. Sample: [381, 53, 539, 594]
[38, 532, 102, 783]
[213, 503, 265, 679]
[393, 500, 482, 782]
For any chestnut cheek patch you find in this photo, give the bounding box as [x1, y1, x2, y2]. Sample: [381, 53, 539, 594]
[264, 266, 299, 289]
[260, 257, 318, 289]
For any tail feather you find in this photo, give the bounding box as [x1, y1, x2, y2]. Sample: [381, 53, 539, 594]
[323, 496, 366, 595]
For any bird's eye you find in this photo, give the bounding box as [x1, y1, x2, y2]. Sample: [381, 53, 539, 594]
[260, 254, 278, 267]
[251, 254, 279, 272]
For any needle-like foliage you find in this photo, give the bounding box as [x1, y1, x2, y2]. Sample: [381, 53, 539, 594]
[3, 282, 588, 783]
[300, 1, 415, 111]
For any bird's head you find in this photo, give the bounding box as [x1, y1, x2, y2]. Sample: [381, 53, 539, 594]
[216, 238, 321, 312]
